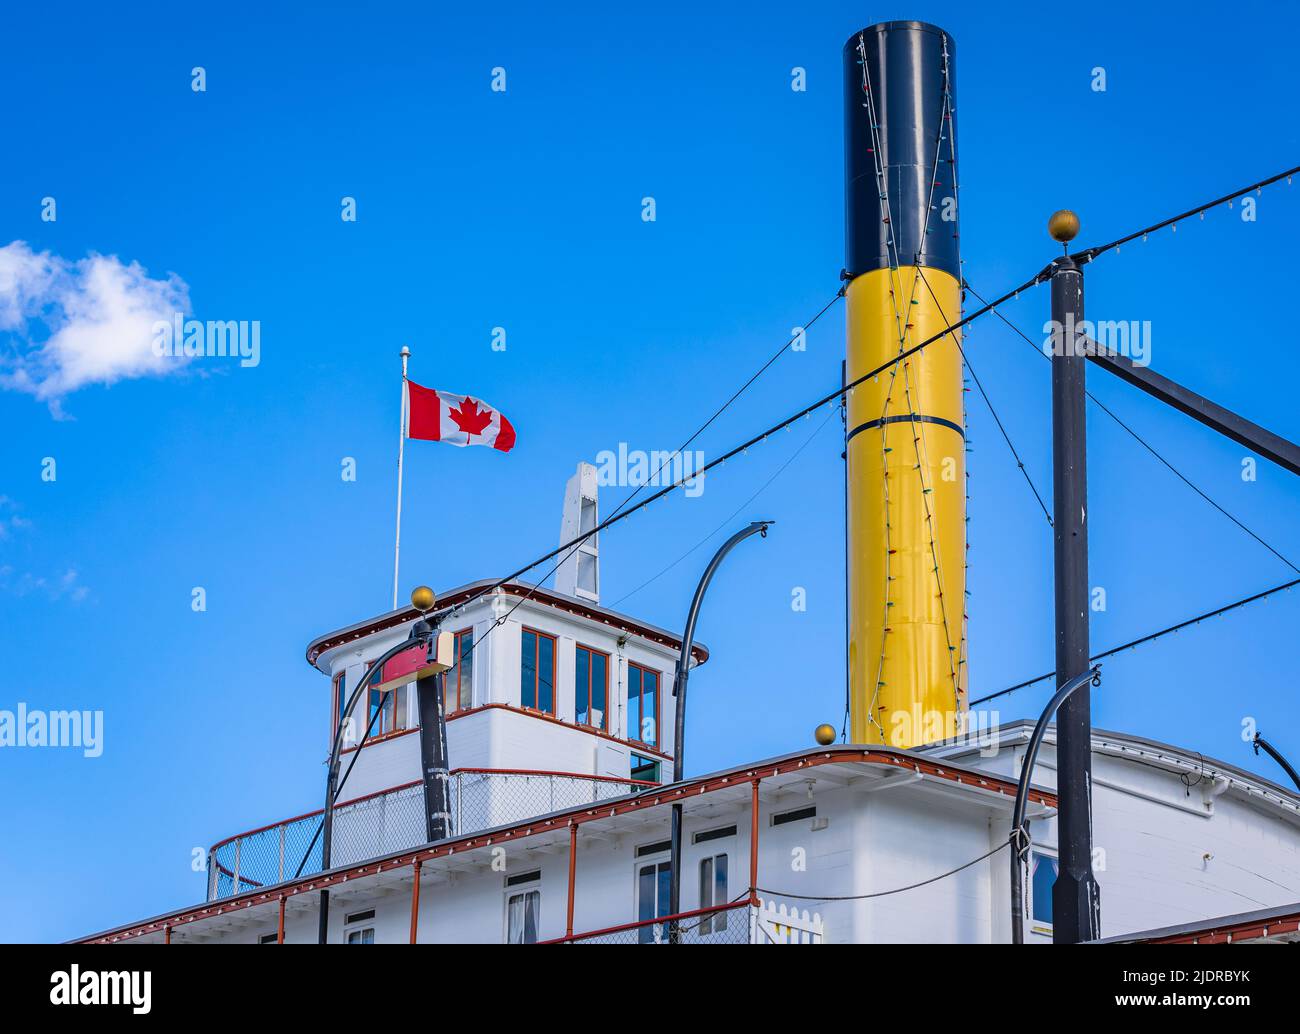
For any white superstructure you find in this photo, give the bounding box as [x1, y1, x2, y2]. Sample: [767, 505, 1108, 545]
[77, 580, 1300, 945]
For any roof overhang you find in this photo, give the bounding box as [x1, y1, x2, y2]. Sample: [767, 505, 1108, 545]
[305, 578, 709, 671]
[924, 720, 1300, 819]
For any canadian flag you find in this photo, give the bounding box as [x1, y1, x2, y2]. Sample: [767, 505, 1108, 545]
[406, 380, 516, 452]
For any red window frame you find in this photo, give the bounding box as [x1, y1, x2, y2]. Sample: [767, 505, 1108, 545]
[627, 661, 660, 749]
[520, 627, 558, 715]
[574, 643, 610, 731]
[444, 628, 474, 714]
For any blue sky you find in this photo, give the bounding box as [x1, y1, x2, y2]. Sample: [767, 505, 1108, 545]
[2, 1, 1299, 942]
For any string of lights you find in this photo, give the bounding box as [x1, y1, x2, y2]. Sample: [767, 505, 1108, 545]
[321, 164, 1300, 843]
[446, 287, 847, 667]
[860, 32, 965, 716]
[442, 287, 847, 630]
[609, 406, 839, 609]
[960, 276, 1300, 705]
[435, 268, 1043, 635]
[307, 166, 1300, 868]
[964, 280, 1298, 573]
[918, 267, 1053, 526]
[1073, 165, 1300, 265]
[970, 576, 1300, 706]
[859, 34, 906, 739]
[316, 286, 849, 834]
[312, 268, 1041, 846]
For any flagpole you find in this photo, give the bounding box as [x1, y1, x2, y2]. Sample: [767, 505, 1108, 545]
[393, 346, 410, 610]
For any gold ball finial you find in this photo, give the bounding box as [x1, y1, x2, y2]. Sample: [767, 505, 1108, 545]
[410, 585, 436, 612]
[814, 723, 837, 746]
[1048, 209, 1080, 243]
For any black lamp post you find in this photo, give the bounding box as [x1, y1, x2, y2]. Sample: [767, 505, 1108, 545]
[1046, 210, 1102, 945]
[315, 585, 452, 944]
[666, 520, 772, 942]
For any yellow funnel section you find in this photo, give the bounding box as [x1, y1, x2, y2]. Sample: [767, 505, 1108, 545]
[846, 265, 967, 747]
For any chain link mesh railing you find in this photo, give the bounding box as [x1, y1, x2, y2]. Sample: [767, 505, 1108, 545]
[207, 770, 651, 901]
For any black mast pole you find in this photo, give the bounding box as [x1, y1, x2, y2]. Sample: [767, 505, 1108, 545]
[1047, 211, 1101, 944]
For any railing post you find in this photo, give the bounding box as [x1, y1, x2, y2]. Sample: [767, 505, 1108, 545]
[278, 825, 286, 883]
[277, 895, 286, 944]
[749, 778, 761, 905]
[409, 859, 422, 944]
[566, 821, 578, 939]
[232, 839, 241, 894]
[206, 850, 217, 901]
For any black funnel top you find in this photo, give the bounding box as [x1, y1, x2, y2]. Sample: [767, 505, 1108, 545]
[843, 21, 959, 279]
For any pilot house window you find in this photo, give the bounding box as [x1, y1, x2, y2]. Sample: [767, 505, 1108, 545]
[445, 628, 474, 713]
[627, 662, 659, 748]
[575, 644, 609, 730]
[520, 628, 556, 714]
[368, 676, 408, 737]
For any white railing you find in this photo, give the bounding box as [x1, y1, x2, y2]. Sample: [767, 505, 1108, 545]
[751, 899, 824, 944]
[548, 899, 824, 944]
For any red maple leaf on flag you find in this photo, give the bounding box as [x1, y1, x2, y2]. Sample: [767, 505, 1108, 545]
[449, 396, 494, 438]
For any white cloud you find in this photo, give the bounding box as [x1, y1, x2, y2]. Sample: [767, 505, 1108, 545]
[0, 564, 90, 604]
[0, 241, 191, 412]
[0, 496, 32, 541]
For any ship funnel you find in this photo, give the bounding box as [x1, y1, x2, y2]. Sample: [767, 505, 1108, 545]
[843, 21, 966, 747]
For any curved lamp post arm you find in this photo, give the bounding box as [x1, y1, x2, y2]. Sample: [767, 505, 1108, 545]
[1253, 733, 1300, 791]
[291, 632, 427, 884]
[1009, 664, 1101, 945]
[672, 521, 773, 782]
[667, 519, 772, 941]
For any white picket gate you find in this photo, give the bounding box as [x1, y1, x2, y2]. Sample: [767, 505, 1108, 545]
[750, 898, 824, 944]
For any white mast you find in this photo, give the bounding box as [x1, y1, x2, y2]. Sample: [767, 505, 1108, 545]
[392, 346, 410, 609]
